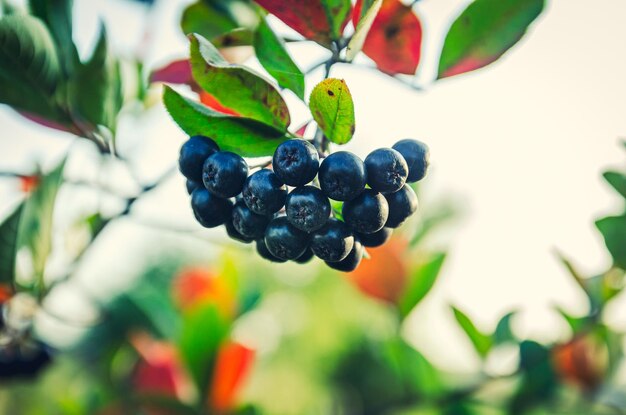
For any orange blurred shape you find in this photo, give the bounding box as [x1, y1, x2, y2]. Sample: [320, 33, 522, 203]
[347, 238, 408, 303]
[209, 341, 255, 413]
[552, 334, 608, 391]
[171, 267, 236, 317]
[200, 92, 240, 116]
[0, 284, 13, 303]
[19, 175, 39, 193]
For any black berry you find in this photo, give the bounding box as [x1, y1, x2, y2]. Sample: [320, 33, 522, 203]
[232, 202, 270, 239]
[392, 139, 430, 182]
[364, 148, 408, 193]
[310, 218, 354, 262]
[179, 135, 219, 181]
[273, 139, 319, 186]
[185, 179, 202, 195]
[318, 151, 366, 201]
[225, 218, 254, 243]
[202, 151, 248, 198]
[357, 227, 392, 247]
[191, 188, 233, 228]
[285, 186, 331, 232]
[294, 247, 314, 264]
[326, 239, 364, 272]
[385, 185, 418, 228]
[256, 238, 287, 263]
[242, 169, 287, 215]
[264, 216, 309, 260]
[342, 189, 389, 234]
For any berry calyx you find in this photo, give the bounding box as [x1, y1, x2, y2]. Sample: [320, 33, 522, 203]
[326, 239, 364, 272]
[392, 139, 430, 182]
[191, 188, 233, 228]
[310, 218, 354, 262]
[202, 151, 249, 198]
[385, 185, 418, 228]
[242, 169, 287, 215]
[342, 189, 389, 234]
[179, 135, 219, 181]
[273, 139, 319, 186]
[364, 148, 408, 193]
[285, 185, 331, 232]
[357, 227, 392, 247]
[232, 202, 270, 239]
[264, 216, 309, 260]
[318, 151, 367, 201]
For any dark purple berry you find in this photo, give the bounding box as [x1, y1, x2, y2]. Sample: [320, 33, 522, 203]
[357, 227, 393, 247]
[342, 189, 389, 234]
[326, 239, 364, 272]
[273, 139, 319, 186]
[392, 139, 430, 182]
[256, 238, 287, 263]
[264, 216, 309, 260]
[385, 185, 418, 228]
[294, 248, 314, 264]
[225, 217, 254, 243]
[310, 218, 354, 262]
[318, 151, 366, 201]
[185, 179, 202, 195]
[232, 202, 270, 239]
[179, 135, 219, 181]
[191, 188, 233, 228]
[364, 148, 408, 194]
[285, 186, 331, 232]
[202, 151, 248, 198]
[242, 169, 287, 215]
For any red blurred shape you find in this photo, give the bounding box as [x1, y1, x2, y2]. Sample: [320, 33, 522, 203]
[19, 175, 39, 193]
[354, 0, 422, 75]
[552, 335, 608, 391]
[209, 342, 256, 412]
[172, 267, 236, 317]
[18, 112, 79, 135]
[441, 57, 493, 79]
[150, 59, 193, 85]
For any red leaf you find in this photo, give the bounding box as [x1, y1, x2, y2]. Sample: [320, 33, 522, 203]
[293, 120, 311, 137]
[355, 0, 422, 75]
[19, 175, 39, 193]
[18, 112, 79, 135]
[209, 342, 255, 412]
[150, 59, 193, 85]
[199, 92, 241, 116]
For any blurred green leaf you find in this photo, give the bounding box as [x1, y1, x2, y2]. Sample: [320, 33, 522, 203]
[321, 0, 352, 40]
[437, 0, 544, 79]
[409, 201, 457, 247]
[163, 86, 289, 157]
[510, 340, 556, 414]
[189, 33, 290, 131]
[452, 306, 493, 358]
[384, 338, 444, 397]
[555, 307, 592, 333]
[18, 158, 66, 291]
[212, 27, 254, 47]
[126, 281, 180, 339]
[178, 302, 228, 395]
[346, 0, 382, 61]
[181, 1, 238, 40]
[254, 19, 305, 100]
[493, 311, 517, 345]
[398, 253, 446, 318]
[604, 171, 626, 199]
[0, 203, 23, 284]
[596, 215, 626, 269]
[309, 78, 355, 145]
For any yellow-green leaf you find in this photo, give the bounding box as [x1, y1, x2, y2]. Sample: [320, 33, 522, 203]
[309, 78, 355, 145]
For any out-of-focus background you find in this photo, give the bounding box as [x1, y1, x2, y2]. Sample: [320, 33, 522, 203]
[1, 0, 625, 414]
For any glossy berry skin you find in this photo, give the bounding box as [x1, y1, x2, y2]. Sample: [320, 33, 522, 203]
[232, 202, 270, 239]
[191, 188, 233, 228]
[385, 185, 418, 228]
[326, 239, 364, 272]
[185, 179, 202, 195]
[357, 227, 393, 247]
[273, 139, 319, 186]
[242, 169, 287, 215]
[256, 239, 287, 263]
[294, 248, 314, 264]
[264, 216, 309, 260]
[392, 139, 430, 182]
[179, 135, 219, 181]
[225, 218, 254, 244]
[342, 189, 389, 234]
[318, 151, 367, 201]
[285, 186, 331, 232]
[364, 148, 408, 194]
[202, 151, 249, 198]
[310, 218, 354, 262]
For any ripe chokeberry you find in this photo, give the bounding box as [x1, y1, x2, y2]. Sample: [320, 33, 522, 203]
[285, 185, 331, 232]
[242, 169, 287, 215]
[364, 148, 408, 193]
[202, 151, 248, 198]
[318, 151, 366, 201]
[357, 227, 392, 247]
[326, 239, 364, 272]
[273, 139, 319, 186]
[342, 189, 389, 234]
[225, 218, 254, 243]
[232, 202, 270, 239]
[385, 185, 418, 228]
[179, 135, 219, 181]
[256, 238, 287, 263]
[310, 218, 354, 262]
[191, 188, 233, 228]
[294, 247, 314, 264]
[185, 179, 202, 195]
[264, 216, 309, 260]
[392, 139, 430, 182]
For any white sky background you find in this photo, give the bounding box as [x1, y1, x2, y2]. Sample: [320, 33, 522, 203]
[1, 0, 626, 372]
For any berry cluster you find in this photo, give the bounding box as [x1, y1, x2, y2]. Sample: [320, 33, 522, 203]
[179, 136, 429, 272]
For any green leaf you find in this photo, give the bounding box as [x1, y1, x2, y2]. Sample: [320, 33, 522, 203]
[212, 28, 254, 48]
[18, 158, 66, 291]
[254, 19, 305, 100]
[0, 203, 23, 284]
[181, 1, 237, 41]
[346, 0, 382, 61]
[383, 338, 444, 397]
[0, 14, 67, 122]
[29, 0, 78, 76]
[596, 215, 626, 269]
[398, 253, 446, 318]
[68, 26, 123, 134]
[309, 78, 355, 145]
[437, 0, 544, 79]
[163, 86, 288, 157]
[604, 171, 626, 199]
[451, 306, 493, 358]
[555, 307, 592, 333]
[178, 303, 228, 394]
[189, 33, 290, 131]
[321, 0, 352, 40]
[493, 311, 516, 345]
